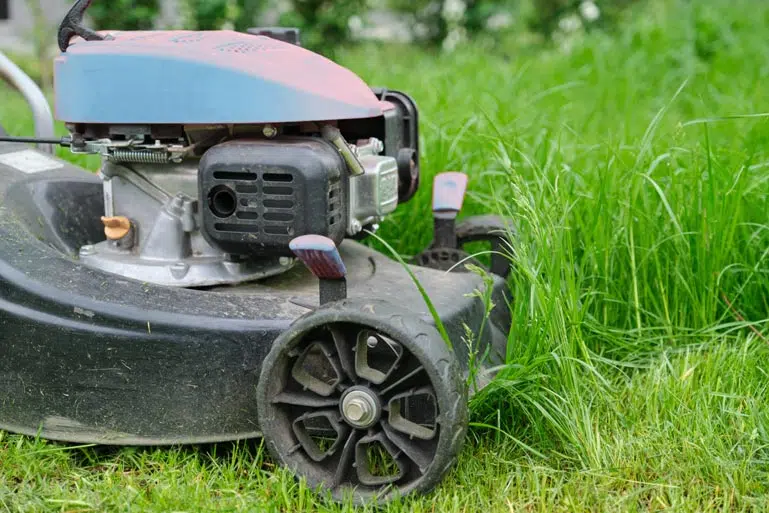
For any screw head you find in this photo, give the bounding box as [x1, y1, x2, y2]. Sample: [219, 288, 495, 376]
[262, 125, 278, 138]
[345, 399, 366, 422]
[170, 262, 190, 279]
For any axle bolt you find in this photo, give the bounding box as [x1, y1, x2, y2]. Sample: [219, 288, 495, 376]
[345, 399, 366, 422]
[340, 387, 381, 428]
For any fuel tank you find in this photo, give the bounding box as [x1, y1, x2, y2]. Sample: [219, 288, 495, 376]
[54, 30, 384, 124]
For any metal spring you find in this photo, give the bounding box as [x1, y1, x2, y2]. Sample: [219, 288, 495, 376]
[107, 149, 170, 164]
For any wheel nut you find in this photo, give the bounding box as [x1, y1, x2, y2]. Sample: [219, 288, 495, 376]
[341, 388, 380, 428]
[345, 399, 366, 422]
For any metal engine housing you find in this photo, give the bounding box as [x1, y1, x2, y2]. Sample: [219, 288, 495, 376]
[80, 157, 293, 288]
[76, 129, 401, 287]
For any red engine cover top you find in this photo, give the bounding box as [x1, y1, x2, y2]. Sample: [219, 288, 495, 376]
[54, 30, 386, 124]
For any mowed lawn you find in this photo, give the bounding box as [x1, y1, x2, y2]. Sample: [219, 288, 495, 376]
[3, 0, 769, 510]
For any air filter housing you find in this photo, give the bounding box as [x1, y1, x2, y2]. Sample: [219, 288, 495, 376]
[198, 138, 347, 257]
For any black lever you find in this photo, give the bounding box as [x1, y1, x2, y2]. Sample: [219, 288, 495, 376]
[58, 0, 111, 52]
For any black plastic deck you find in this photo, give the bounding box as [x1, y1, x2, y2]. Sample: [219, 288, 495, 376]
[0, 142, 512, 445]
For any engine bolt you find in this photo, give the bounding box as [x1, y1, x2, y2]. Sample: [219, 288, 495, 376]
[279, 256, 291, 266]
[262, 125, 278, 138]
[170, 262, 190, 279]
[79, 245, 95, 257]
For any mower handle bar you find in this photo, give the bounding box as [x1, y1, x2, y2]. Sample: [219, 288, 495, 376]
[0, 51, 56, 154]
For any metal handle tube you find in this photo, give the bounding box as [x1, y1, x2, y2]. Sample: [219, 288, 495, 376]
[0, 51, 56, 154]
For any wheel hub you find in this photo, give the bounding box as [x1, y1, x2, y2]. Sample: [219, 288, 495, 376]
[340, 386, 381, 428]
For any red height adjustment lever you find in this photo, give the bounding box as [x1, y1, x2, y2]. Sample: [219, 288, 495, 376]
[431, 172, 468, 248]
[289, 235, 347, 306]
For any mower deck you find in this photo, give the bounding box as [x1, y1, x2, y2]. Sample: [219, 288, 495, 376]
[0, 143, 512, 446]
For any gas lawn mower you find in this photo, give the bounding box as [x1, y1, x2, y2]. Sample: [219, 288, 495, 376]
[0, 0, 515, 504]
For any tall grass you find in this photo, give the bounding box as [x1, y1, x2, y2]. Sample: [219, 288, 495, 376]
[344, 0, 769, 506]
[1, 0, 769, 509]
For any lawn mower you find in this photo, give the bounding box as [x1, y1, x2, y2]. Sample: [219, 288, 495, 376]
[0, 0, 514, 504]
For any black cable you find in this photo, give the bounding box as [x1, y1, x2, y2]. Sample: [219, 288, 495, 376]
[0, 136, 71, 146]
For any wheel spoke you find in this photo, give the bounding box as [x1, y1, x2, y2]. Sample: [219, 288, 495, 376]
[329, 326, 357, 383]
[379, 362, 426, 397]
[381, 421, 433, 474]
[271, 390, 339, 408]
[332, 429, 361, 488]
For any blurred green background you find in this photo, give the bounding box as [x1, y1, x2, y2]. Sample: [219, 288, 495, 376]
[4, 0, 640, 84]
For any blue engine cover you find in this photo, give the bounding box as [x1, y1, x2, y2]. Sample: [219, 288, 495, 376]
[54, 31, 385, 124]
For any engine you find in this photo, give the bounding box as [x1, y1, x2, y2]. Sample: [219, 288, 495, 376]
[53, 27, 420, 287]
[66, 92, 418, 288]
